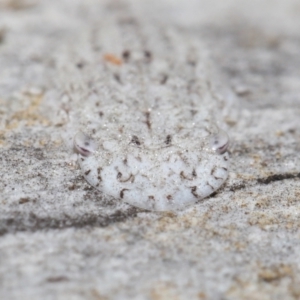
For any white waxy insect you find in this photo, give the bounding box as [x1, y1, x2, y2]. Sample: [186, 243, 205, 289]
[74, 128, 229, 211]
[65, 15, 234, 211]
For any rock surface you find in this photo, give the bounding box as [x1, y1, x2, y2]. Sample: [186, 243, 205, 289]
[0, 0, 300, 299]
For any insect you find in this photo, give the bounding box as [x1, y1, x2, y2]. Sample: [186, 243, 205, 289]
[66, 16, 233, 211]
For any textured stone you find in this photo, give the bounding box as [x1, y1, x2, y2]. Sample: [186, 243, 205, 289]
[0, 0, 300, 299]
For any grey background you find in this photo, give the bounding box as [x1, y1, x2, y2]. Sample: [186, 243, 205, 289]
[0, 0, 300, 299]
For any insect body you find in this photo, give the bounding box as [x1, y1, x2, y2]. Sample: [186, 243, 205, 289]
[74, 127, 229, 211]
[67, 14, 232, 211]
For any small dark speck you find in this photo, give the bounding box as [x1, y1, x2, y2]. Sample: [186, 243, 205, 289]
[46, 276, 69, 283]
[160, 74, 168, 85]
[113, 73, 122, 84]
[85, 170, 91, 176]
[288, 128, 296, 134]
[191, 186, 198, 197]
[209, 191, 218, 198]
[144, 50, 152, 62]
[122, 50, 130, 61]
[118, 17, 136, 25]
[0, 29, 5, 44]
[120, 188, 128, 199]
[190, 109, 197, 116]
[144, 111, 151, 130]
[68, 184, 77, 191]
[19, 198, 30, 204]
[144, 50, 151, 57]
[187, 59, 196, 66]
[165, 135, 172, 145]
[131, 135, 141, 146]
[76, 62, 85, 69]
